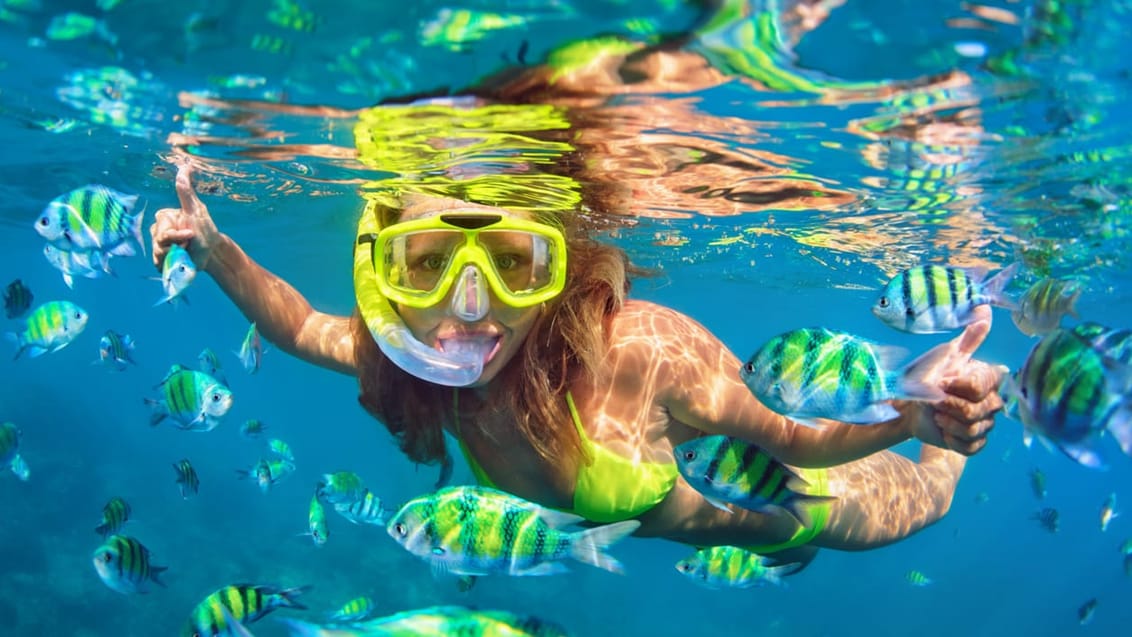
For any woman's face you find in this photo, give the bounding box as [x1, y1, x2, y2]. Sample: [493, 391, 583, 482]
[393, 197, 545, 387]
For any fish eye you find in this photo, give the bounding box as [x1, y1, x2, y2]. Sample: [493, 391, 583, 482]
[682, 450, 696, 461]
[742, 362, 755, 373]
[676, 563, 690, 573]
[178, 265, 187, 272]
[102, 551, 113, 562]
[393, 523, 407, 536]
[211, 393, 221, 402]
[74, 312, 83, 319]
[878, 297, 888, 308]
[38, 217, 48, 226]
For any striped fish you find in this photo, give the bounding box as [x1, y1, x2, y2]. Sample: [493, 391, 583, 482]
[6, 300, 89, 359]
[873, 264, 1018, 334]
[156, 244, 197, 306]
[34, 184, 144, 256]
[0, 421, 28, 482]
[3, 279, 33, 319]
[740, 327, 946, 426]
[1011, 277, 1081, 336]
[306, 493, 328, 547]
[905, 569, 933, 586]
[387, 485, 640, 577]
[240, 419, 267, 439]
[97, 329, 136, 371]
[1073, 322, 1132, 365]
[266, 438, 294, 461]
[674, 435, 834, 524]
[146, 365, 233, 431]
[174, 458, 200, 498]
[92, 534, 167, 594]
[1001, 328, 1132, 469]
[181, 583, 309, 637]
[316, 471, 365, 505]
[43, 244, 114, 288]
[237, 458, 295, 493]
[674, 546, 796, 589]
[333, 488, 386, 526]
[198, 347, 229, 386]
[327, 596, 376, 623]
[95, 496, 131, 537]
[237, 322, 263, 374]
[279, 605, 568, 637]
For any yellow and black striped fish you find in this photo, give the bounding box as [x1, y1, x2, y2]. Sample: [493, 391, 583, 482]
[174, 458, 200, 499]
[34, 184, 144, 255]
[181, 583, 309, 637]
[146, 365, 233, 431]
[92, 534, 167, 594]
[873, 264, 1018, 334]
[7, 300, 89, 359]
[95, 496, 131, 537]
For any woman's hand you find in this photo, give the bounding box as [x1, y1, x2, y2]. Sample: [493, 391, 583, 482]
[899, 305, 1006, 455]
[149, 159, 222, 272]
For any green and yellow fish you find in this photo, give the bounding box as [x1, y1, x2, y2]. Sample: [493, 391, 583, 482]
[92, 534, 167, 594]
[306, 493, 328, 547]
[387, 486, 639, 577]
[34, 184, 142, 255]
[327, 595, 376, 623]
[6, 300, 88, 359]
[873, 264, 1017, 334]
[675, 546, 797, 589]
[1011, 277, 1081, 336]
[146, 365, 233, 431]
[95, 496, 131, 537]
[0, 421, 29, 481]
[279, 605, 568, 637]
[182, 583, 309, 637]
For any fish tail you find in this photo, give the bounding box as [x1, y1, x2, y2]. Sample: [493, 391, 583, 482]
[272, 585, 312, 610]
[982, 262, 1020, 310]
[128, 202, 147, 257]
[756, 557, 799, 587]
[5, 332, 25, 360]
[569, 520, 640, 574]
[150, 564, 169, 587]
[890, 343, 950, 403]
[143, 398, 167, 426]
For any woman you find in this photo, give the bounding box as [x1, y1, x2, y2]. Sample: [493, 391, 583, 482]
[151, 6, 1004, 568]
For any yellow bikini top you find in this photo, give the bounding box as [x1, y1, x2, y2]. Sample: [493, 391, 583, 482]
[455, 391, 678, 523]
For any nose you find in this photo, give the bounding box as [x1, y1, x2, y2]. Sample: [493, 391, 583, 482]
[449, 264, 490, 322]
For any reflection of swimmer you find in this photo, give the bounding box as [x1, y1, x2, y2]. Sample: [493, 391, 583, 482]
[151, 1, 1004, 570]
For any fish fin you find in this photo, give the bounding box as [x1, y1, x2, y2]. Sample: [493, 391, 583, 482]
[516, 562, 570, 576]
[1057, 435, 1109, 470]
[533, 507, 586, 529]
[569, 519, 640, 574]
[704, 496, 733, 513]
[5, 332, 25, 360]
[150, 565, 168, 588]
[981, 262, 1020, 311]
[108, 241, 136, 257]
[129, 204, 147, 257]
[62, 272, 74, 288]
[273, 585, 311, 610]
[1106, 400, 1132, 460]
[26, 345, 50, 358]
[275, 619, 323, 637]
[892, 341, 952, 403]
[783, 493, 838, 528]
[873, 344, 910, 371]
[144, 398, 167, 427]
[456, 574, 477, 592]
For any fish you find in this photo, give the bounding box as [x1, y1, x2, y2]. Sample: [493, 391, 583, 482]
[1032, 507, 1059, 533]
[237, 322, 263, 373]
[34, 184, 144, 255]
[198, 347, 229, 386]
[873, 263, 1018, 334]
[92, 534, 168, 594]
[174, 458, 200, 498]
[674, 435, 835, 524]
[145, 365, 234, 431]
[327, 596, 376, 623]
[3, 279, 33, 319]
[155, 244, 196, 306]
[217, 603, 257, 637]
[266, 438, 294, 461]
[674, 546, 797, 589]
[1078, 598, 1098, 625]
[278, 605, 568, 637]
[42, 244, 114, 288]
[1121, 537, 1132, 555]
[974, 491, 990, 504]
[333, 488, 386, 526]
[6, 300, 89, 359]
[1101, 493, 1118, 532]
[1073, 321, 1132, 365]
[1029, 468, 1047, 500]
[387, 485, 640, 577]
[95, 496, 131, 537]
[740, 327, 946, 426]
[1001, 328, 1132, 469]
[237, 458, 295, 493]
[0, 421, 29, 481]
[97, 329, 136, 370]
[181, 583, 309, 637]
[905, 570, 933, 586]
[240, 419, 268, 439]
[306, 493, 328, 547]
[316, 471, 366, 505]
[1011, 277, 1081, 336]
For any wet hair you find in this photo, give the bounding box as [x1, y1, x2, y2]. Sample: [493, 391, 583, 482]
[354, 206, 634, 468]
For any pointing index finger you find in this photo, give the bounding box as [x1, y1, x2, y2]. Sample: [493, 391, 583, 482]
[174, 160, 205, 216]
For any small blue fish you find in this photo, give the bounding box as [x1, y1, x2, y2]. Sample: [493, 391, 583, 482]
[145, 365, 233, 431]
[237, 322, 263, 373]
[43, 244, 114, 288]
[95, 496, 131, 537]
[873, 264, 1018, 334]
[6, 300, 89, 359]
[174, 459, 200, 499]
[240, 419, 268, 439]
[0, 422, 29, 482]
[3, 279, 33, 319]
[905, 570, 933, 586]
[333, 488, 386, 526]
[327, 596, 376, 623]
[1002, 328, 1132, 469]
[92, 534, 167, 594]
[675, 546, 796, 589]
[35, 184, 143, 255]
[238, 458, 295, 493]
[156, 244, 196, 306]
[198, 347, 229, 386]
[97, 329, 136, 371]
[1078, 598, 1098, 625]
[1101, 493, 1118, 532]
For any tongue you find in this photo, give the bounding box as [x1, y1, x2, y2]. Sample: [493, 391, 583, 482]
[441, 337, 496, 363]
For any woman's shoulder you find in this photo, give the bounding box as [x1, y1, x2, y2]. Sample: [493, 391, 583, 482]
[611, 300, 714, 340]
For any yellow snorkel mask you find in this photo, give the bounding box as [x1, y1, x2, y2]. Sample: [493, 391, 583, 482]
[354, 203, 567, 386]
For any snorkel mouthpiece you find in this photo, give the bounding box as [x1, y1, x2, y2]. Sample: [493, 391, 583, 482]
[450, 265, 490, 322]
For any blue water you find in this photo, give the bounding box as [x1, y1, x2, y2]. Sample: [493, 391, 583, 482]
[2, 0, 1132, 635]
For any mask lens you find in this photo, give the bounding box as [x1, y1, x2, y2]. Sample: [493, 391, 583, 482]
[382, 229, 464, 294]
[478, 230, 555, 296]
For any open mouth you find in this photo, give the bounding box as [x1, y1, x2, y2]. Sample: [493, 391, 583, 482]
[437, 334, 501, 364]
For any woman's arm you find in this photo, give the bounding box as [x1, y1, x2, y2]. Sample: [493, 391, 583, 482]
[641, 302, 1002, 467]
[150, 159, 357, 375]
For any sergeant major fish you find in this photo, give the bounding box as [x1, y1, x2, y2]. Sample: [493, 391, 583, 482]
[6, 300, 88, 359]
[388, 486, 640, 577]
[3, 279, 33, 319]
[674, 435, 835, 524]
[1001, 328, 1132, 469]
[333, 488, 386, 526]
[198, 347, 229, 386]
[97, 329, 136, 370]
[155, 244, 196, 306]
[1011, 277, 1081, 336]
[237, 458, 295, 493]
[92, 534, 167, 594]
[145, 365, 233, 431]
[34, 184, 144, 256]
[675, 546, 797, 589]
[327, 596, 376, 623]
[873, 263, 1018, 334]
[1101, 493, 1118, 532]
[278, 605, 568, 637]
[740, 327, 946, 426]
[237, 322, 263, 374]
[174, 458, 200, 499]
[181, 583, 309, 637]
[95, 496, 131, 537]
[306, 493, 328, 547]
[0, 422, 29, 482]
[43, 243, 114, 288]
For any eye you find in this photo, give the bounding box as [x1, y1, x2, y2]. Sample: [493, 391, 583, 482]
[878, 297, 889, 308]
[676, 563, 690, 573]
[682, 450, 696, 461]
[38, 217, 48, 226]
[102, 551, 113, 562]
[421, 254, 448, 271]
[74, 312, 83, 319]
[178, 265, 187, 272]
[493, 253, 521, 270]
[211, 393, 222, 402]
[742, 362, 755, 373]
[393, 523, 407, 536]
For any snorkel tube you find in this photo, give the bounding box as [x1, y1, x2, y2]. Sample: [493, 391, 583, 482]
[354, 199, 483, 387]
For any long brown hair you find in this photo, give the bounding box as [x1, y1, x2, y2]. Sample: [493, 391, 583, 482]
[354, 210, 634, 468]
